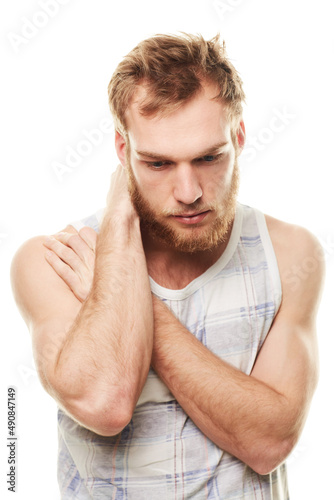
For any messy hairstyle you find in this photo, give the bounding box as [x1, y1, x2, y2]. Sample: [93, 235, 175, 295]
[108, 32, 245, 141]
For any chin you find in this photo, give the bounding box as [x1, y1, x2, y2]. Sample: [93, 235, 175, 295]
[156, 223, 228, 253]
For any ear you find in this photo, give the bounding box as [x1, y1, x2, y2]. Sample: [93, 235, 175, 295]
[115, 131, 127, 167]
[236, 120, 246, 152]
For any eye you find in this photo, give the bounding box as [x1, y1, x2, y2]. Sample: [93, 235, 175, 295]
[198, 154, 224, 164]
[151, 161, 165, 168]
[145, 161, 170, 169]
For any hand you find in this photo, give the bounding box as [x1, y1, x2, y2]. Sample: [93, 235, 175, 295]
[105, 164, 138, 221]
[43, 227, 96, 302]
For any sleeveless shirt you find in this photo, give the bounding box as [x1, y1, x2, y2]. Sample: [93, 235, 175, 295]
[57, 202, 289, 499]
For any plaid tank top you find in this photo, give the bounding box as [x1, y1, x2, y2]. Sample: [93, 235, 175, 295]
[57, 203, 288, 499]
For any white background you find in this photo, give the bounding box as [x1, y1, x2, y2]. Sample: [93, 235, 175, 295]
[1, 0, 333, 498]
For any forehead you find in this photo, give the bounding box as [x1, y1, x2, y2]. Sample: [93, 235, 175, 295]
[125, 82, 232, 158]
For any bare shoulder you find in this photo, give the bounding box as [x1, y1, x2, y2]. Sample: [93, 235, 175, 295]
[10, 224, 80, 328]
[265, 213, 324, 257]
[264, 213, 326, 318]
[264, 213, 325, 267]
[10, 224, 78, 287]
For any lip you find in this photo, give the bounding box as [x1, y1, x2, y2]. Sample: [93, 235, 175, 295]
[172, 210, 210, 225]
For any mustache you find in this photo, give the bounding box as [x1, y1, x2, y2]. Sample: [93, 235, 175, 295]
[162, 202, 218, 217]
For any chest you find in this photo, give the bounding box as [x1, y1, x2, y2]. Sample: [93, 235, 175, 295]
[140, 258, 278, 407]
[176, 259, 275, 359]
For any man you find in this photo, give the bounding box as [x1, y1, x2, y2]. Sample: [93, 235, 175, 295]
[10, 33, 325, 499]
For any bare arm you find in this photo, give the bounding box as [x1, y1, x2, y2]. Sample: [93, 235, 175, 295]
[150, 222, 324, 475]
[10, 166, 153, 436]
[37, 213, 324, 472]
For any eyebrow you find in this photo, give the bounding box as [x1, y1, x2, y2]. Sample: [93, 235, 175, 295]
[135, 141, 229, 161]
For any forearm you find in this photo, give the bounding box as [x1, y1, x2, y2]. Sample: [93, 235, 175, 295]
[151, 298, 294, 474]
[52, 211, 153, 434]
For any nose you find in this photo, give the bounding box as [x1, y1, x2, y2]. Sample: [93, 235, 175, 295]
[173, 163, 203, 205]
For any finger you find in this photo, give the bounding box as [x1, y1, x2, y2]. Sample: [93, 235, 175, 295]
[78, 226, 97, 253]
[106, 164, 128, 205]
[43, 236, 83, 272]
[44, 249, 86, 302]
[52, 232, 94, 264]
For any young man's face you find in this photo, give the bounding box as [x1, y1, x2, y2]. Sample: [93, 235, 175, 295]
[116, 81, 244, 253]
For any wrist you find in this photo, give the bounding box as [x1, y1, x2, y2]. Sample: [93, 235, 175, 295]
[151, 297, 173, 365]
[93, 218, 142, 262]
[103, 198, 139, 225]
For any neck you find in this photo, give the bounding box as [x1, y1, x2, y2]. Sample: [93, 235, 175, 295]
[141, 222, 234, 290]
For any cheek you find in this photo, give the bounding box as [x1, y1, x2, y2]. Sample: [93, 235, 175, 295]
[131, 161, 172, 199]
[205, 177, 226, 200]
[204, 155, 235, 198]
[129, 164, 168, 210]
[130, 155, 159, 188]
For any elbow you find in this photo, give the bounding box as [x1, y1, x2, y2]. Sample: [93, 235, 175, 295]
[63, 393, 134, 437]
[49, 372, 134, 436]
[247, 436, 295, 476]
[83, 403, 133, 437]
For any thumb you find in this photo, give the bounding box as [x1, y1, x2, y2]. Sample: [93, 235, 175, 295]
[78, 226, 97, 252]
